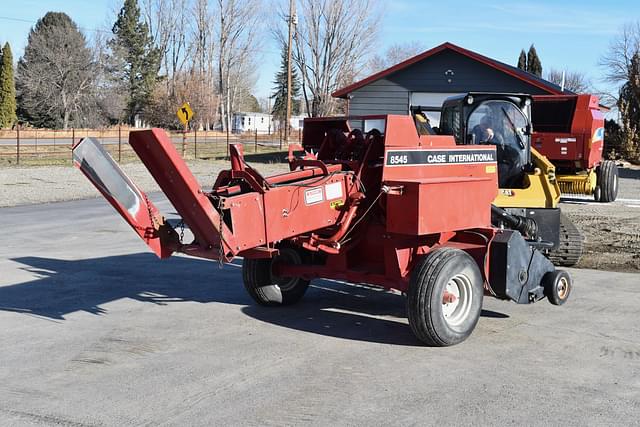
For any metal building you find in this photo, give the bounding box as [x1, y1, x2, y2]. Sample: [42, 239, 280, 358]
[333, 42, 570, 126]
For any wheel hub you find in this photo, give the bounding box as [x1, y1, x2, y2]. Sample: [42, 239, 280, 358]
[442, 274, 473, 327]
[557, 277, 569, 299]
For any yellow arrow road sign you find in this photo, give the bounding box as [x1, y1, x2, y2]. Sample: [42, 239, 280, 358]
[177, 103, 194, 125]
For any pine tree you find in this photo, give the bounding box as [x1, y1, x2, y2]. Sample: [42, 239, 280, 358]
[109, 0, 160, 125]
[517, 49, 527, 71]
[527, 44, 542, 77]
[0, 42, 17, 128]
[16, 13, 95, 129]
[271, 45, 301, 124]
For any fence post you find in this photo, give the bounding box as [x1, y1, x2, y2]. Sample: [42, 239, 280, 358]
[16, 124, 20, 165]
[182, 128, 186, 157]
[53, 128, 56, 149]
[226, 124, 230, 159]
[35, 128, 38, 153]
[194, 128, 198, 159]
[255, 128, 258, 153]
[118, 124, 122, 162]
[71, 128, 75, 164]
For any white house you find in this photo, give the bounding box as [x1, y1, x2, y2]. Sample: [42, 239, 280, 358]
[232, 112, 274, 134]
[289, 115, 305, 131]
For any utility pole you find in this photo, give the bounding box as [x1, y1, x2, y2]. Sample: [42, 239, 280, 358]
[285, 0, 296, 146]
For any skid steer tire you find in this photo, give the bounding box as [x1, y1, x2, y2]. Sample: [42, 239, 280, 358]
[595, 160, 619, 203]
[547, 213, 584, 267]
[543, 270, 572, 306]
[407, 248, 483, 347]
[242, 247, 310, 306]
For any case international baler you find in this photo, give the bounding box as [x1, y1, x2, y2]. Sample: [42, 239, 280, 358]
[72, 115, 571, 346]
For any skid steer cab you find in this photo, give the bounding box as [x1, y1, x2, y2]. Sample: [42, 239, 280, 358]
[73, 114, 572, 347]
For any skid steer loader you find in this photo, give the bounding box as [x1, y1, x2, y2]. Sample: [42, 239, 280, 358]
[421, 93, 584, 267]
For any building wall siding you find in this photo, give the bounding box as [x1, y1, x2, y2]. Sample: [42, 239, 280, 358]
[347, 49, 552, 117]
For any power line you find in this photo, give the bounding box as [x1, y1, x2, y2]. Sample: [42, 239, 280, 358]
[0, 15, 111, 33]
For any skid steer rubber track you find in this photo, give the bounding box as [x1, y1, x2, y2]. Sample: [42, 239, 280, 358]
[548, 213, 584, 267]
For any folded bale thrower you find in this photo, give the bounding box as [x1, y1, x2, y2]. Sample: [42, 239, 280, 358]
[73, 115, 571, 346]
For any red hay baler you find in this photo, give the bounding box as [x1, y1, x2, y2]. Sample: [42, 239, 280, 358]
[73, 115, 571, 346]
[532, 94, 618, 202]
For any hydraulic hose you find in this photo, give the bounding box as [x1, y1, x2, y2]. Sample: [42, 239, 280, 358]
[491, 205, 538, 239]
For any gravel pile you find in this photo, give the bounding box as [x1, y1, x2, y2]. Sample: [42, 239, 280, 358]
[0, 160, 288, 208]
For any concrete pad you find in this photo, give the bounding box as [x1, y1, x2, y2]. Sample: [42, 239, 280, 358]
[0, 197, 638, 425]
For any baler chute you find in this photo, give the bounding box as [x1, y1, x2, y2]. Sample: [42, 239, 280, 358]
[73, 115, 571, 346]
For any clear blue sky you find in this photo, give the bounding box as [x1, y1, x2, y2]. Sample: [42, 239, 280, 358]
[0, 0, 638, 100]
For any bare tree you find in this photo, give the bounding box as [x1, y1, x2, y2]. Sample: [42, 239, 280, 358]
[93, 0, 262, 129]
[141, 0, 190, 95]
[600, 21, 640, 159]
[545, 68, 592, 94]
[91, 28, 127, 125]
[366, 41, 425, 74]
[600, 21, 640, 86]
[215, 0, 262, 131]
[277, 0, 381, 117]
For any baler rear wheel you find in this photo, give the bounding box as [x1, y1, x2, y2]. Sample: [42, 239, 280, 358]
[547, 213, 584, 267]
[242, 247, 310, 306]
[594, 160, 619, 202]
[407, 248, 483, 346]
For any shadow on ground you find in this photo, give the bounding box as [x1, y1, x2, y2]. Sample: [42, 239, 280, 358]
[1, 254, 508, 346]
[619, 167, 640, 180]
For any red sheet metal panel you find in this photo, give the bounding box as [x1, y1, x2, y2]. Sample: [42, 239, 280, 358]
[262, 173, 353, 243]
[129, 129, 237, 258]
[385, 177, 495, 235]
[380, 116, 497, 234]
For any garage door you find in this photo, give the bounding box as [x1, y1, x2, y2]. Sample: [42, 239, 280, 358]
[410, 92, 461, 126]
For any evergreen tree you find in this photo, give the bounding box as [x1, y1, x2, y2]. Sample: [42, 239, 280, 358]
[109, 0, 160, 125]
[527, 44, 542, 77]
[0, 42, 17, 128]
[517, 49, 527, 71]
[16, 13, 95, 129]
[617, 52, 640, 159]
[271, 45, 301, 124]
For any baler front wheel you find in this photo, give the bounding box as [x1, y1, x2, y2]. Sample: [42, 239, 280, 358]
[543, 270, 572, 305]
[407, 248, 483, 346]
[242, 247, 310, 306]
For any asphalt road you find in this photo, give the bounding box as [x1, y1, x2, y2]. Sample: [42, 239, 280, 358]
[0, 196, 639, 426]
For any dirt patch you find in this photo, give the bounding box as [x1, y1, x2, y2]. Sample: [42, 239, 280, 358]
[561, 165, 640, 273]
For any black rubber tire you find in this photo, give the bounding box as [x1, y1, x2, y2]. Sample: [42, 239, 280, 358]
[407, 248, 484, 347]
[595, 160, 619, 202]
[543, 270, 572, 305]
[242, 247, 310, 306]
[547, 213, 584, 267]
